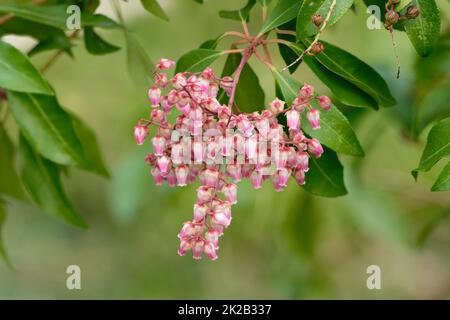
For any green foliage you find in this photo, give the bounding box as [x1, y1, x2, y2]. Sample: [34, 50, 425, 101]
[84, 27, 120, 55]
[0, 41, 53, 95]
[432, 161, 450, 192]
[140, 0, 169, 21]
[259, 0, 302, 35]
[220, 53, 265, 113]
[0, 127, 25, 200]
[296, 0, 326, 40]
[175, 49, 223, 73]
[18, 136, 87, 229]
[219, 0, 256, 22]
[404, 0, 441, 57]
[413, 117, 450, 179]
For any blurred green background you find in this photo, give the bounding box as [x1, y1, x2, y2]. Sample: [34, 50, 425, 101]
[0, 0, 449, 299]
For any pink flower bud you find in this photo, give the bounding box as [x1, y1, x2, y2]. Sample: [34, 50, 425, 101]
[193, 203, 208, 222]
[151, 167, 164, 185]
[294, 169, 306, 185]
[152, 136, 166, 156]
[160, 96, 172, 113]
[250, 170, 263, 189]
[157, 58, 175, 70]
[175, 165, 189, 186]
[220, 76, 234, 96]
[222, 183, 237, 204]
[245, 136, 258, 160]
[278, 168, 291, 187]
[236, 114, 254, 137]
[299, 84, 314, 99]
[201, 168, 219, 187]
[157, 155, 171, 175]
[286, 109, 300, 131]
[296, 152, 309, 172]
[316, 95, 331, 111]
[178, 222, 195, 239]
[193, 141, 204, 163]
[178, 239, 191, 256]
[148, 86, 161, 107]
[307, 109, 320, 130]
[272, 173, 284, 192]
[217, 105, 231, 119]
[154, 73, 168, 87]
[192, 239, 204, 260]
[226, 164, 241, 182]
[255, 118, 270, 138]
[171, 73, 187, 89]
[202, 67, 215, 80]
[205, 230, 221, 248]
[197, 186, 214, 203]
[204, 241, 218, 260]
[166, 169, 177, 187]
[275, 148, 289, 170]
[270, 98, 285, 114]
[134, 125, 149, 145]
[308, 138, 324, 158]
[212, 210, 231, 228]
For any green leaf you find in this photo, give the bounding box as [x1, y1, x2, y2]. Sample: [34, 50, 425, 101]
[302, 146, 347, 197]
[199, 35, 222, 50]
[416, 207, 450, 246]
[84, 27, 120, 55]
[272, 69, 363, 156]
[300, 0, 354, 38]
[7, 91, 90, 168]
[432, 161, 450, 192]
[124, 32, 154, 88]
[259, 0, 302, 35]
[302, 53, 378, 109]
[414, 117, 450, 176]
[0, 40, 53, 95]
[219, 0, 256, 22]
[0, 199, 12, 267]
[404, 0, 441, 57]
[296, 0, 326, 39]
[220, 53, 265, 112]
[28, 35, 73, 57]
[140, 0, 169, 21]
[277, 19, 302, 74]
[175, 49, 222, 73]
[193, 0, 203, 3]
[0, 126, 25, 200]
[71, 114, 110, 178]
[18, 136, 87, 228]
[302, 39, 396, 107]
[0, 4, 120, 30]
[0, 17, 64, 41]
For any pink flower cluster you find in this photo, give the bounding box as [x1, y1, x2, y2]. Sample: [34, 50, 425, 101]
[134, 58, 331, 261]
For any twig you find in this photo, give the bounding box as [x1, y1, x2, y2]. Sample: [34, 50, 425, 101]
[221, 48, 246, 55]
[275, 28, 296, 36]
[282, 0, 336, 72]
[254, 49, 273, 70]
[389, 27, 401, 79]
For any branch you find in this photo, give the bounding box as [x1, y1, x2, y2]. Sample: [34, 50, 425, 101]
[282, 0, 336, 72]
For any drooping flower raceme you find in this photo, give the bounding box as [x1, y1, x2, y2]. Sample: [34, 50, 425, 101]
[134, 58, 331, 261]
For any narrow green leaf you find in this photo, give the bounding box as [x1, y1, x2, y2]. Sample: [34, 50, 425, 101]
[302, 53, 378, 109]
[432, 161, 450, 192]
[199, 35, 222, 50]
[300, 0, 354, 38]
[125, 32, 154, 88]
[296, 0, 326, 40]
[0, 126, 25, 200]
[175, 49, 222, 73]
[219, 0, 256, 22]
[140, 0, 169, 21]
[272, 69, 363, 156]
[259, 0, 302, 35]
[29, 35, 73, 57]
[414, 117, 450, 175]
[277, 19, 302, 74]
[0, 40, 53, 95]
[302, 39, 396, 107]
[71, 114, 110, 178]
[302, 146, 347, 197]
[220, 53, 265, 112]
[18, 136, 87, 228]
[0, 17, 64, 41]
[7, 91, 90, 168]
[404, 0, 441, 57]
[0, 4, 120, 30]
[84, 27, 120, 55]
